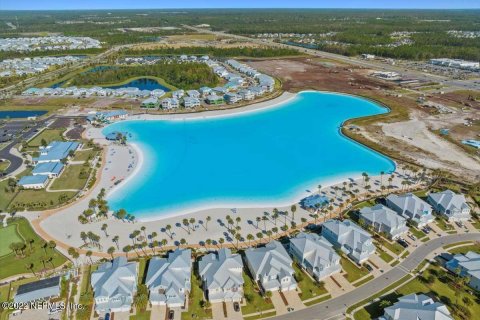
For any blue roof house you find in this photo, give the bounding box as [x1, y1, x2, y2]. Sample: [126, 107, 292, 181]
[33, 141, 80, 164]
[302, 194, 329, 211]
[19, 175, 49, 189]
[32, 162, 65, 178]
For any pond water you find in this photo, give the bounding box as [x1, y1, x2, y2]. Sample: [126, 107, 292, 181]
[0, 110, 47, 119]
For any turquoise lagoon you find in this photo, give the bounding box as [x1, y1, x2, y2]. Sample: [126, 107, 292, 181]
[103, 91, 395, 220]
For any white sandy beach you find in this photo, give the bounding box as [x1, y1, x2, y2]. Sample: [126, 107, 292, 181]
[20, 91, 427, 260]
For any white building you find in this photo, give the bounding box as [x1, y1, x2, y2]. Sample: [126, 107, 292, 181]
[382, 293, 453, 320]
[427, 190, 471, 222]
[386, 193, 434, 227]
[359, 204, 408, 239]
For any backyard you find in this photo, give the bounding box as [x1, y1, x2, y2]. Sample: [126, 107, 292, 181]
[0, 217, 68, 279]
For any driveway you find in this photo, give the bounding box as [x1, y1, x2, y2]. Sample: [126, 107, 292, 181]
[282, 290, 305, 310]
[111, 311, 130, 320]
[273, 232, 480, 320]
[271, 291, 288, 315]
[211, 302, 226, 320]
[225, 302, 243, 320]
[150, 305, 166, 320]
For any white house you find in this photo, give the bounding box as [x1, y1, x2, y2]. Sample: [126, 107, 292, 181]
[289, 232, 341, 280]
[198, 248, 244, 303]
[382, 293, 453, 320]
[18, 175, 49, 189]
[359, 204, 408, 239]
[427, 190, 471, 222]
[321, 219, 375, 264]
[445, 251, 480, 291]
[386, 193, 434, 227]
[245, 240, 297, 292]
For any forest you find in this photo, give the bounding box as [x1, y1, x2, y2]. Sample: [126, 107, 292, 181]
[121, 46, 300, 58]
[68, 62, 220, 89]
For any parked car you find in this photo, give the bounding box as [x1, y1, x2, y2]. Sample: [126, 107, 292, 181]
[364, 263, 373, 272]
[397, 239, 408, 248]
[168, 310, 175, 320]
[233, 302, 240, 312]
[422, 227, 430, 234]
[408, 234, 416, 241]
[105, 313, 110, 320]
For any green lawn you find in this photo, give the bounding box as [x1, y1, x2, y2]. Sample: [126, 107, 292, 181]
[76, 265, 96, 320]
[9, 189, 77, 211]
[0, 224, 22, 256]
[130, 311, 151, 320]
[50, 165, 90, 190]
[341, 256, 369, 283]
[353, 275, 374, 287]
[0, 179, 18, 211]
[304, 294, 332, 306]
[448, 243, 480, 254]
[376, 249, 394, 263]
[0, 217, 68, 279]
[435, 218, 454, 231]
[243, 310, 277, 320]
[73, 149, 98, 162]
[376, 237, 404, 255]
[293, 262, 328, 300]
[182, 273, 212, 320]
[28, 129, 65, 147]
[443, 241, 472, 250]
[0, 160, 10, 172]
[408, 227, 427, 239]
[242, 272, 274, 315]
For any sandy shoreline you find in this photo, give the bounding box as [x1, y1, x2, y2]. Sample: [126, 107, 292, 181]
[23, 91, 427, 260]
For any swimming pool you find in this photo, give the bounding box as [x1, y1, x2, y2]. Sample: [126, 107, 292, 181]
[103, 91, 395, 220]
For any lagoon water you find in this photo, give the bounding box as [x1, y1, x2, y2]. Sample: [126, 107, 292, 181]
[0, 110, 47, 119]
[103, 91, 395, 220]
[104, 78, 171, 91]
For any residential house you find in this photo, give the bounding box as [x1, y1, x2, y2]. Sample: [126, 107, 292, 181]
[445, 251, 480, 290]
[205, 95, 224, 105]
[141, 97, 160, 109]
[321, 219, 375, 264]
[186, 90, 200, 98]
[183, 97, 201, 108]
[91, 257, 138, 313]
[145, 249, 192, 307]
[427, 190, 471, 222]
[31, 162, 65, 178]
[359, 204, 408, 239]
[289, 232, 341, 280]
[198, 248, 244, 303]
[14, 276, 61, 304]
[161, 98, 179, 110]
[237, 89, 254, 101]
[224, 93, 241, 104]
[381, 293, 453, 320]
[18, 175, 49, 189]
[245, 240, 297, 292]
[172, 90, 185, 99]
[386, 193, 434, 227]
[199, 87, 212, 97]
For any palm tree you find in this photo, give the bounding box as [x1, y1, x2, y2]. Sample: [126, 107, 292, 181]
[123, 245, 132, 258]
[102, 224, 109, 237]
[48, 240, 56, 252]
[218, 238, 225, 248]
[235, 217, 241, 228]
[262, 216, 268, 231]
[256, 216, 261, 229]
[266, 230, 272, 241]
[150, 231, 158, 245]
[166, 224, 173, 239]
[291, 205, 297, 222]
[272, 212, 279, 225]
[206, 216, 211, 231]
[161, 238, 168, 250]
[182, 219, 190, 234]
[27, 238, 34, 252]
[140, 226, 147, 239]
[152, 240, 159, 254]
[112, 235, 120, 249]
[205, 239, 212, 248]
[189, 218, 196, 231]
[247, 234, 254, 246]
[40, 240, 48, 255]
[235, 233, 242, 248]
[86, 250, 93, 264]
[180, 238, 187, 247]
[107, 246, 115, 259]
[256, 232, 264, 243]
[25, 263, 35, 276]
[80, 231, 88, 245]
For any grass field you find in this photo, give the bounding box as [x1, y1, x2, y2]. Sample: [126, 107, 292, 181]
[242, 272, 273, 315]
[341, 256, 369, 283]
[293, 262, 328, 300]
[376, 248, 394, 263]
[73, 149, 98, 162]
[0, 217, 68, 279]
[0, 179, 17, 212]
[50, 165, 90, 190]
[408, 227, 427, 239]
[28, 129, 64, 147]
[448, 243, 480, 254]
[9, 189, 77, 211]
[0, 225, 22, 256]
[130, 311, 151, 320]
[0, 160, 10, 172]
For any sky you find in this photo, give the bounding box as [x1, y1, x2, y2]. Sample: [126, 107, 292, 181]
[1, 0, 479, 10]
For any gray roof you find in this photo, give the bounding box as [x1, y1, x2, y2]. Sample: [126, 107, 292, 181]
[245, 240, 296, 290]
[91, 257, 137, 311]
[383, 294, 453, 320]
[198, 248, 244, 296]
[386, 193, 433, 222]
[445, 251, 480, 281]
[360, 204, 407, 229]
[290, 232, 340, 271]
[14, 276, 61, 303]
[428, 190, 470, 214]
[145, 249, 192, 306]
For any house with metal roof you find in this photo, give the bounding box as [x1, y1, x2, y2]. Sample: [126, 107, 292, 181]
[224, 93, 241, 104]
[198, 248, 244, 303]
[187, 90, 200, 98]
[445, 251, 480, 290]
[321, 219, 375, 264]
[172, 90, 185, 99]
[245, 240, 297, 292]
[427, 190, 471, 222]
[145, 249, 192, 307]
[14, 276, 61, 304]
[237, 89, 254, 101]
[205, 95, 224, 105]
[199, 87, 212, 97]
[91, 257, 138, 313]
[161, 98, 179, 110]
[359, 204, 408, 239]
[32, 162, 64, 178]
[183, 97, 201, 108]
[33, 141, 80, 164]
[289, 232, 341, 280]
[386, 193, 434, 227]
[381, 293, 453, 320]
[18, 175, 49, 189]
[141, 97, 160, 109]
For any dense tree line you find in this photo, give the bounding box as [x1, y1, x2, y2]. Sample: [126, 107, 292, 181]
[122, 46, 300, 58]
[69, 62, 219, 89]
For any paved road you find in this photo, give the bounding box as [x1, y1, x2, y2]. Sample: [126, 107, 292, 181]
[183, 25, 480, 92]
[0, 116, 53, 175]
[273, 232, 480, 320]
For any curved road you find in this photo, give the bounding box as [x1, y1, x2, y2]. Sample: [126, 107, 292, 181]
[274, 232, 480, 320]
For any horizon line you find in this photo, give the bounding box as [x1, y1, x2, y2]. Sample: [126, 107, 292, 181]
[1, 7, 480, 11]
